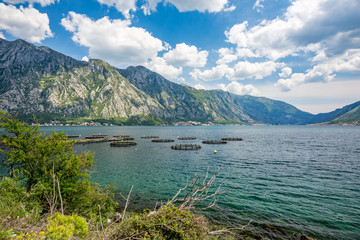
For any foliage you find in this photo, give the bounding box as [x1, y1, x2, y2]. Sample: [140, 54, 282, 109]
[109, 204, 208, 240]
[0, 111, 116, 218]
[46, 213, 87, 240]
[12, 231, 45, 240]
[0, 177, 42, 223]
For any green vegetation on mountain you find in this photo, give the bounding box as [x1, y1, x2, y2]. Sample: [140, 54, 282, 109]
[0, 38, 359, 125]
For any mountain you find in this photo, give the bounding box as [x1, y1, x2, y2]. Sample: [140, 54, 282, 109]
[0, 38, 359, 125]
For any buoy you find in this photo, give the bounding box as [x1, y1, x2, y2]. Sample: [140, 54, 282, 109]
[262, 138, 265, 140]
[214, 150, 217, 154]
[135, 148, 138, 151]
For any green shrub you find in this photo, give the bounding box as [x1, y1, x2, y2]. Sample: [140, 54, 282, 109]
[0, 111, 117, 218]
[111, 204, 208, 239]
[0, 177, 42, 222]
[46, 213, 88, 240]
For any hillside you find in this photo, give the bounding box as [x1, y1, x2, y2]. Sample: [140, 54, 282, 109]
[0, 38, 359, 125]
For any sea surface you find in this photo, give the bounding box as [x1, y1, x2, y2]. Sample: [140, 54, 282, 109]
[15, 125, 360, 239]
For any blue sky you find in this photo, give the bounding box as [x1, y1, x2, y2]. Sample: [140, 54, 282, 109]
[1, 0, 359, 113]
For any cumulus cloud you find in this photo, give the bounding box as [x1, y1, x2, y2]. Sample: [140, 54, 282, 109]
[0, 32, 5, 39]
[227, 61, 283, 81]
[225, 0, 360, 60]
[278, 67, 292, 78]
[61, 12, 164, 66]
[216, 48, 237, 65]
[163, 43, 208, 68]
[190, 64, 229, 81]
[276, 49, 360, 91]
[146, 57, 182, 80]
[81, 56, 89, 62]
[142, 0, 230, 14]
[219, 82, 261, 96]
[0, 3, 53, 43]
[3, 0, 57, 7]
[97, 0, 136, 19]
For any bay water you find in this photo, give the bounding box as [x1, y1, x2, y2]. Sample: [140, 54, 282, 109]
[30, 125, 360, 239]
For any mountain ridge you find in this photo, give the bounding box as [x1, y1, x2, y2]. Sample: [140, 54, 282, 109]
[0, 38, 359, 125]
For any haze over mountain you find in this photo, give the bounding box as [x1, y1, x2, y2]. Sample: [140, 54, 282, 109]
[0, 39, 359, 125]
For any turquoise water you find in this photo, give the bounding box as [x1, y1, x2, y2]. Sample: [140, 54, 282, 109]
[27, 126, 360, 238]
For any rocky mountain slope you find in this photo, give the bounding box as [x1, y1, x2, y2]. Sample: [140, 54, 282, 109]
[0, 38, 359, 125]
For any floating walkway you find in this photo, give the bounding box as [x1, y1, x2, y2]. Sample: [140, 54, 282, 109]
[117, 137, 134, 140]
[171, 144, 201, 150]
[110, 142, 137, 147]
[202, 140, 227, 144]
[141, 136, 159, 139]
[178, 137, 197, 140]
[75, 137, 123, 145]
[85, 136, 105, 139]
[113, 135, 130, 138]
[221, 137, 243, 141]
[152, 138, 175, 143]
[66, 135, 80, 138]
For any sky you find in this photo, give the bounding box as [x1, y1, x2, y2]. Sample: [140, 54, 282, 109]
[0, 0, 359, 114]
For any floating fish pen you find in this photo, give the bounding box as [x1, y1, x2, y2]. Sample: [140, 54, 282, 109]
[119, 137, 135, 140]
[171, 144, 201, 150]
[141, 136, 159, 139]
[75, 138, 120, 145]
[66, 135, 80, 138]
[202, 140, 227, 144]
[85, 136, 105, 139]
[92, 134, 107, 137]
[221, 137, 243, 141]
[151, 138, 175, 143]
[178, 137, 197, 140]
[113, 135, 130, 138]
[110, 142, 137, 147]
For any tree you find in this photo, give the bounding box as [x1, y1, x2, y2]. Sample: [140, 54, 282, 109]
[0, 111, 116, 217]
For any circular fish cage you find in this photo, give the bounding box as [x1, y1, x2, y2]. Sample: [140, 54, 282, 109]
[171, 144, 201, 150]
[151, 138, 175, 143]
[110, 142, 137, 147]
[141, 136, 159, 139]
[202, 140, 227, 144]
[221, 137, 243, 141]
[178, 137, 197, 140]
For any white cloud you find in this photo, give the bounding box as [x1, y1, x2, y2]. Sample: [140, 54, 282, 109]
[225, 0, 360, 60]
[0, 32, 5, 39]
[142, 0, 230, 14]
[81, 56, 89, 62]
[219, 82, 261, 96]
[163, 43, 208, 67]
[190, 64, 229, 81]
[227, 61, 283, 81]
[61, 12, 164, 66]
[276, 49, 360, 91]
[279, 67, 292, 78]
[3, 0, 57, 7]
[224, 5, 236, 12]
[0, 3, 53, 43]
[253, 0, 264, 12]
[194, 84, 206, 90]
[146, 57, 182, 80]
[97, 0, 136, 19]
[216, 48, 237, 64]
